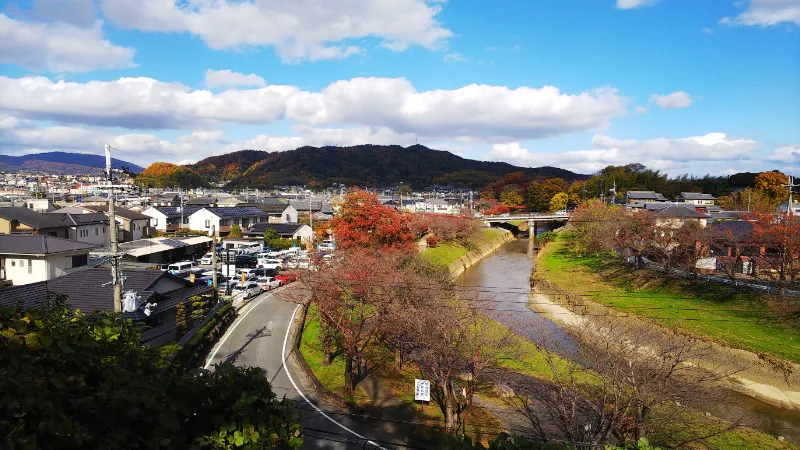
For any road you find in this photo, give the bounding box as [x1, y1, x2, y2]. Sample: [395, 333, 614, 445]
[204, 288, 418, 449]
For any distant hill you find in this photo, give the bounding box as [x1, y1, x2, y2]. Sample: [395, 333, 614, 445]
[190, 145, 586, 189]
[135, 162, 210, 188]
[0, 152, 144, 175]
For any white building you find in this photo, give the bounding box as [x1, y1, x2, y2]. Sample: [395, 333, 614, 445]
[56, 213, 111, 247]
[187, 207, 268, 237]
[243, 222, 314, 243]
[141, 206, 201, 231]
[677, 192, 716, 206]
[0, 235, 95, 286]
[411, 198, 461, 215]
[54, 204, 153, 242]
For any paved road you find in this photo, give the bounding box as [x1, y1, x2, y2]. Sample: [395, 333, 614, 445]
[204, 289, 416, 449]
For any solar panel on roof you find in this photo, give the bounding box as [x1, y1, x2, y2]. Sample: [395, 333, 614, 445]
[161, 238, 188, 248]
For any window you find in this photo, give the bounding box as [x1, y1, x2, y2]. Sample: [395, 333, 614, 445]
[27, 259, 32, 274]
[11, 261, 15, 267]
[285, 214, 289, 222]
[205, 219, 211, 228]
[220, 219, 230, 226]
[152, 218, 158, 226]
[234, 218, 240, 225]
[72, 254, 88, 268]
[95, 227, 99, 235]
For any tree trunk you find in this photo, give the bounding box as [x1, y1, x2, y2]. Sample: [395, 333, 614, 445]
[444, 377, 459, 433]
[344, 355, 354, 395]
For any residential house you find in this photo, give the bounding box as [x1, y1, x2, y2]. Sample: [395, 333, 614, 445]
[54, 213, 111, 247]
[289, 200, 334, 220]
[0, 207, 69, 237]
[187, 207, 267, 236]
[154, 194, 181, 206]
[216, 195, 246, 207]
[249, 203, 298, 223]
[677, 192, 716, 206]
[79, 195, 109, 205]
[141, 206, 201, 231]
[24, 198, 57, 212]
[652, 204, 710, 228]
[625, 191, 668, 205]
[411, 198, 461, 214]
[703, 220, 760, 276]
[0, 267, 213, 346]
[54, 205, 153, 242]
[0, 235, 95, 286]
[185, 197, 218, 207]
[244, 222, 314, 243]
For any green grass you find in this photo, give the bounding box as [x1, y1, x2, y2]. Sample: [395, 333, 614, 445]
[299, 305, 351, 396]
[537, 234, 800, 364]
[421, 228, 503, 267]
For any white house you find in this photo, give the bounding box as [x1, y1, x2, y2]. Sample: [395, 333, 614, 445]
[187, 207, 268, 236]
[54, 204, 153, 242]
[24, 198, 57, 212]
[411, 198, 461, 215]
[253, 204, 298, 223]
[0, 235, 95, 286]
[141, 206, 201, 231]
[55, 213, 111, 247]
[243, 222, 314, 243]
[677, 192, 716, 206]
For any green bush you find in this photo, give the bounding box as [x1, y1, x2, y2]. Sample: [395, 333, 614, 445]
[176, 302, 236, 368]
[536, 231, 557, 246]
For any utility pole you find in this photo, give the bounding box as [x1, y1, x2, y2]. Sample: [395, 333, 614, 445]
[469, 190, 473, 216]
[106, 144, 122, 311]
[308, 191, 313, 239]
[211, 225, 218, 303]
[179, 189, 184, 233]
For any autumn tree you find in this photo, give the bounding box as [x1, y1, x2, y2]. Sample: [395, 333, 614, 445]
[718, 187, 780, 213]
[750, 213, 800, 295]
[503, 171, 526, 185]
[567, 180, 586, 207]
[754, 171, 789, 199]
[549, 192, 568, 212]
[569, 200, 622, 255]
[613, 212, 657, 268]
[500, 186, 524, 206]
[525, 182, 547, 212]
[228, 224, 243, 238]
[647, 220, 704, 277]
[329, 188, 415, 251]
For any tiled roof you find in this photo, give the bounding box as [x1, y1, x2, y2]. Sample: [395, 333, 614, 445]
[0, 234, 96, 255]
[710, 220, 753, 240]
[251, 204, 291, 214]
[78, 205, 152, 221]
[203, 206, 265, 218]
[53, 212, 110, 226]
[626, 191, 667, 201]
[288, 200, 333, 213]
[186, 197, 217, 205]
[244, 222, 305, 236]
[653, 205, 709, 219]
[0, 207, 66, 229]
[680, 192, 716, 200]
[0, 267, 212, 317]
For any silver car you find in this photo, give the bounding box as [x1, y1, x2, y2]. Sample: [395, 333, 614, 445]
[231, 281, 262, 299]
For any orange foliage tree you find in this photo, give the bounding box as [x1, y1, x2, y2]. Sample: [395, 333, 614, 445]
[754, 171, 789, 199]
[329, 189, 415, 251]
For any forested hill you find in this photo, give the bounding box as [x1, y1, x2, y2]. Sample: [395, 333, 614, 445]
[0, 152, 144, 174]
[190, 145, 586, 189]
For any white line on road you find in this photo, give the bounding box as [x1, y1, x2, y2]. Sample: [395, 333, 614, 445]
[204, 294, 271, 370]
[281, 305, 387, 450]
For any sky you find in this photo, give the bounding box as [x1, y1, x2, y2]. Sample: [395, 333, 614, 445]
[0, 0, 798, 176]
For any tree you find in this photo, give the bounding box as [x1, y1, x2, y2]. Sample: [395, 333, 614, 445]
[750, 213, 800, 295]
[754, 171, 789, 199]
[717, 187, 779, 213]
[549, 192, 568, 212]
[228, 224, 243, 238]
[567, 180, 586, 207]
[569, 200, 622, 255]
[503, 171, 526, 185]
[329, 188, 415, 251]
[500, 186, 524, 207]
[398, 184, 413, 197]
[263, 228, 279, 244]
[525, 182, 547, 212]
[613, 212, 657, 269]
[1, 298, 303, 449]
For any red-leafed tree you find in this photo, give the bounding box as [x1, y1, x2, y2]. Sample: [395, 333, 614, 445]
[613, 211, 657, 269]
[329, 188, 415, 251]
[749, 213, 800, 296]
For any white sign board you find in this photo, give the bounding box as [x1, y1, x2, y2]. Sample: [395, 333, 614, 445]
[414, 379, 431, 402]
[695, 257, 717, 270]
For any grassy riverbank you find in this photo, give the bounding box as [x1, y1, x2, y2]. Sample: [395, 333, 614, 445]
[420, 228, 502, 267]
[537, 234, 800, 364]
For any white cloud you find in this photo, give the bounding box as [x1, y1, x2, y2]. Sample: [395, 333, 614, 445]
[489, 133, 762, 174]
[649, 91, 693, 109]
[444, 53, 468, 62]
[486, 44, 521, 52]
[204, 69, 266, 89]
[0, 75, 628, 141]
[770, 144, 800, 161]
[722, 0, 800, 26]
[616, 0, 657, 9]
[634, 106, 647, 114]
[0, 14, 136, 72]
[100, 0, 452, 62]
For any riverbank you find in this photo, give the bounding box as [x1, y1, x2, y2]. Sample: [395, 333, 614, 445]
[532, 233, 800, 412]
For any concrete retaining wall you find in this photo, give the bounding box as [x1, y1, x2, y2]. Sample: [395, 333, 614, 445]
[447, 228, 515, 278]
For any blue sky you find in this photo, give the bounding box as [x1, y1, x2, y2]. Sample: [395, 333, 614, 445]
[0, 0, 798, 176]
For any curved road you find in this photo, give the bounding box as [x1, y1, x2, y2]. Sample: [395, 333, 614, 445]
[204, 288, 416, 449]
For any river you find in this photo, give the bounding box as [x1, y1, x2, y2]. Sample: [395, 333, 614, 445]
[456, 237, 800, 443]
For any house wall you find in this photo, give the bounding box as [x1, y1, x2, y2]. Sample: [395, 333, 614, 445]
[0, 252, 85, 285]
[142, 208, 168, 231]
[291, 225, 314, 242]
[283, 205, 298, 223]
[130, 218, 150, 241]
[70, 224, 110, 246]
[188, 209, 220, 235]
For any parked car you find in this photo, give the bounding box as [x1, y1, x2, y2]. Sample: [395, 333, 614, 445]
[236, 268, 257, 279]
[218, 281, 235, 295]
[258, 258, 283, 270]
[231, 281, 262, 299]
[555, 209, 569, 216]
[257, 276, 282, 291]
[252, 268, 277, 279]
[166, 261, 197, 277]
[234, 255, 258, 268]
[200, 253, 214, 265]
[275, 271, 298, 285]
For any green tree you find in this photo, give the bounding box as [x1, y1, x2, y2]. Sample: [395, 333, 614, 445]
[398, 184, 413, 197]
[500, 186, 524, 206]
[229, 224, 243, 238]
[263, 228, 280, 244]
[549, 192, 569, 212]
[1, 298, 303, 449]
[525, 182, 547, 211]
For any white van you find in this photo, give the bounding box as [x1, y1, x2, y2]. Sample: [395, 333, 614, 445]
[239, 242, 263, 254]
[167, 261, 196, 276]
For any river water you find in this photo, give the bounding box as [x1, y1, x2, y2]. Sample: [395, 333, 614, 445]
[456, 238, 800, 443]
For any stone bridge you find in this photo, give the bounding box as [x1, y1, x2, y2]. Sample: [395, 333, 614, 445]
[481, 213, 571, 246]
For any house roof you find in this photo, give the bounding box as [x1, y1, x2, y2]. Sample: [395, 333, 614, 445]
[53, 212, 110, 226]
[709, 220, 753, 240]
[147, 206, 201, 218]
[118, 236, 212, 257]
[679, 192, 716, 200]
[0, 267, 212, 317]
[288, 200, 333, 213]
[236, 196, 285, 205]
[626, 191, 668, 201]
[75, 205, 152, 221]
[0, 207, 66, 229]
[202, 206, 265, 218]
[250, 203, 291, 214]
[185, 197, 217, 205]
[0, 234, 95, 255]
[244, 222, 307, 236]
[653, 205, 709, 219]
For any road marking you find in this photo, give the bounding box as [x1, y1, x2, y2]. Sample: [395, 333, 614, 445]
[204, 292, 271, 370]
[281, 305, 387, 450]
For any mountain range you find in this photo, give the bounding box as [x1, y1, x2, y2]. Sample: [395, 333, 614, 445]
[0, 152, 144, 175]
[189, 145, 585, 189]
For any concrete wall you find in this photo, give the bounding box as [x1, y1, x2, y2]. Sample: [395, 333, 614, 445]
[447, 228, 515, 278]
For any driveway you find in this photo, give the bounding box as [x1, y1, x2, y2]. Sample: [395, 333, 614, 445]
[204, 288, 417, 449]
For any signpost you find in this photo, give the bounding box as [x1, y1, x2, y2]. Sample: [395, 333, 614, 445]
[414, 379, 430, 409]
